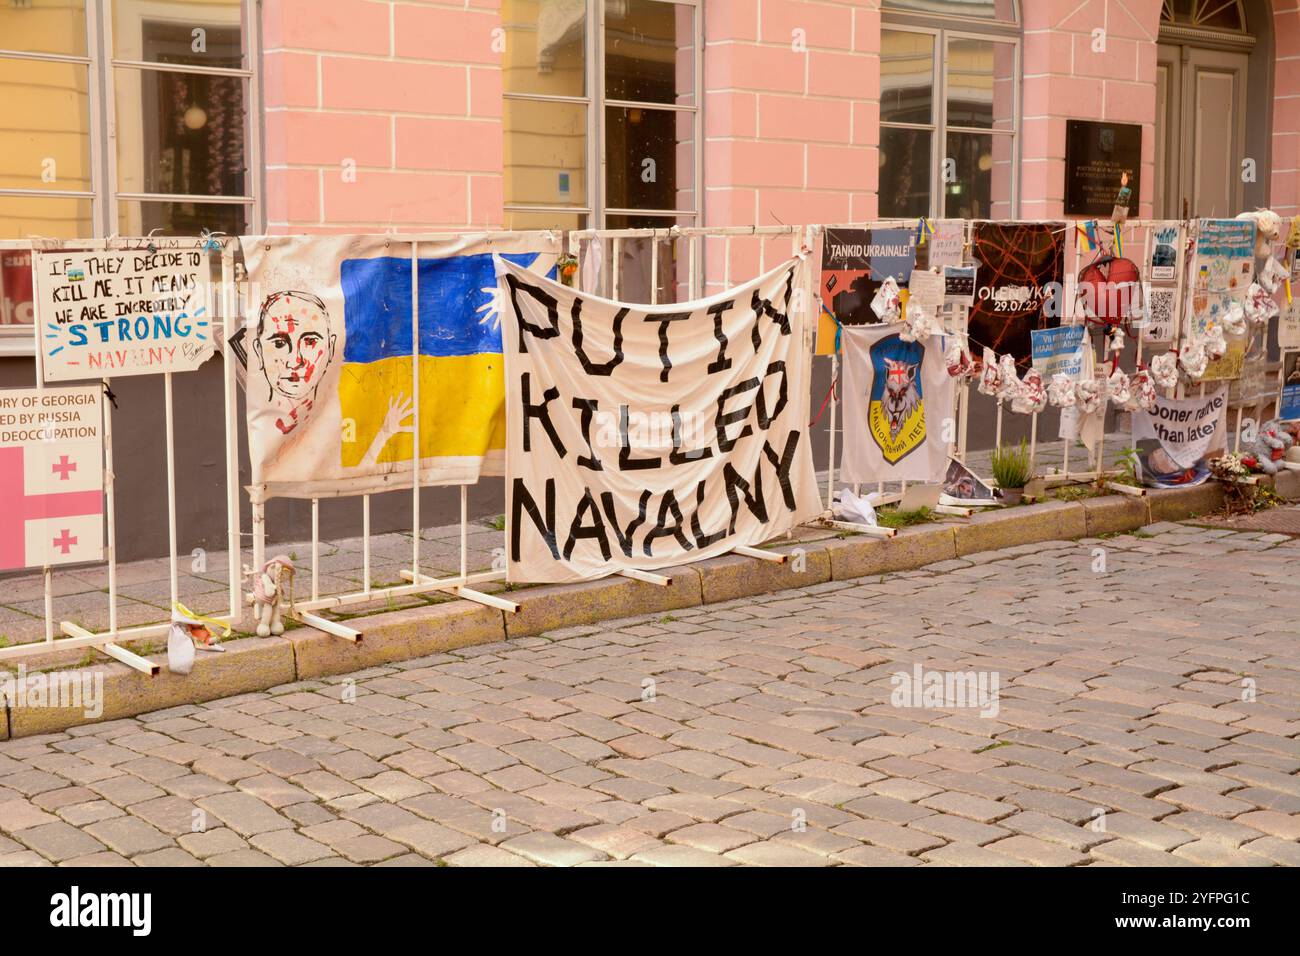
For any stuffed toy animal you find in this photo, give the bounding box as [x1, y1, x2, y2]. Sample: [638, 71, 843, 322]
[248, 555, 295, 637]
[1241, 419, 1295, 475]
[1237, 209, 1280, 258]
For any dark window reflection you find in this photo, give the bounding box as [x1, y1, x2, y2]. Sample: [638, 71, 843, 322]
[879, 127, 932, 217]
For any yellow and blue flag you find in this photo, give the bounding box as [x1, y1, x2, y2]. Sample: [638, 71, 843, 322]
[337, 251, 551, 469]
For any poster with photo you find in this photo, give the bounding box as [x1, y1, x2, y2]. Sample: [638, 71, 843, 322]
[1131, 388, 1226, 488]
[1280, 351, 1300, 421]
[940, 457, 997, 506]
[968, 222, 1066, 367]
[1149, 222, 1181, 282]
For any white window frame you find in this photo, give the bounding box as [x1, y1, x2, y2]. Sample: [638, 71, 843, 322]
[880, 6, 1021, 219]
[104, 0, 261, 236]
[0, 0, 261, 353]
[503, 0, 701, 229]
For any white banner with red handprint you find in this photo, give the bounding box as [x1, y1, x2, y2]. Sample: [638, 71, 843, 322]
[839, 324, 955, 484]
[240, 234, 558, 500]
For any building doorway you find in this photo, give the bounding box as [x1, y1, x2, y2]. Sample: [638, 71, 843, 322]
[1155, 1, 1271, 218]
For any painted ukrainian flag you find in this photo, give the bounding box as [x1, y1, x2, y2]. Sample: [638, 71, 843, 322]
[337, 252, 547, 470]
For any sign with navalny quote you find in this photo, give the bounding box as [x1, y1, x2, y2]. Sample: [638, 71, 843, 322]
[35, 248, 214, 381]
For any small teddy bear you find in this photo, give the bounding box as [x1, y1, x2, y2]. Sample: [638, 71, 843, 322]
[1241, 419, 1295, 475]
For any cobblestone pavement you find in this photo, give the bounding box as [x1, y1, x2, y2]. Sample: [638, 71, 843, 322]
[3, 520, 1297, 867]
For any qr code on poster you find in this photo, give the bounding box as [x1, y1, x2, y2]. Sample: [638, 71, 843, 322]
[1141, 287, 1176, 342]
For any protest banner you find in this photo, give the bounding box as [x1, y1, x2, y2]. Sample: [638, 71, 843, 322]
[817, 227, 917, 353]
[839, 325, 955, 484]
[968, 222, 1065, 366]
[1131, 388, 1226, 488]
[497, 256, 822, 583]
[0, 386, 103, 570]
[35, 248, 213, 381]
[239, 234, 557, 500]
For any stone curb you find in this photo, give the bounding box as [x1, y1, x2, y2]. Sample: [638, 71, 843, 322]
[0, 481, 1288, 739]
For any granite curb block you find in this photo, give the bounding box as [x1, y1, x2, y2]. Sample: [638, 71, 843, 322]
[1081, 494, 1150, 537]
[953, 500, 1088, 557]
[694, 547, 832, 604]
[0, 482, 1291, 739]
[4, 633, 295, 738]
[506, 569, 703, 638]
[824, 525, 957, 580]
[289, 601, 507, 680]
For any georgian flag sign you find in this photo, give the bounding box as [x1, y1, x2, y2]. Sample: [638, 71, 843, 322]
[0, 386, 104, 570]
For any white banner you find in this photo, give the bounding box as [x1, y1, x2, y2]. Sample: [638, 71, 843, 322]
[239, 234, 557, 500]
[839, 325, 956, 484]
[1131, 388, 1226, 488]
[35, 247, 213, 381]
[498, 256, 822, 583]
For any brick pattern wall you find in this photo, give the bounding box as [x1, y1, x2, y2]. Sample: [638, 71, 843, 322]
[1019, 0, 1160, 221]
[1272, 3, 1300, 217]
[701, 0, 880, 287]
[261, 0, 504, 234]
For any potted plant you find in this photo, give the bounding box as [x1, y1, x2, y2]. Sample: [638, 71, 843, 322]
[990, 439, 1033, 504]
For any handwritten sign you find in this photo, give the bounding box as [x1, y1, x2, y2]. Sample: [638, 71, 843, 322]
[36, 249, 213, 381]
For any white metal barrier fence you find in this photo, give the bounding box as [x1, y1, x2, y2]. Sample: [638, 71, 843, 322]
[1, 218, 1288, 670]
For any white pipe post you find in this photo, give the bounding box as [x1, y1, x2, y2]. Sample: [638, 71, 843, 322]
[311, 497, 320, 602]
[164, 371, 178, 609]
[221, 246, 241, 625]
[460, 484, 469, 581]
[650, 233, 659, 305]
[362, 494, 371, 595]
[30, 244, 53, 642]
[826, 354, 838, 510]
[104, 375, 118, 635]
[612, 237, 622, 300]
[411, 240, 421, 578]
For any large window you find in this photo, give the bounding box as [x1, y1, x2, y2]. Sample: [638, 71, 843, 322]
[501, 0, 699, 231]
[1, 0, 258, 337]
[880, 1, 1019, 219]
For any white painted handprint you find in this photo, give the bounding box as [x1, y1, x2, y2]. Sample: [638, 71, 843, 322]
[360, 392, 415, 466]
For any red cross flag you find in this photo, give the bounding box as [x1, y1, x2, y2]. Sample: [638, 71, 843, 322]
[0, 386, 104, 571]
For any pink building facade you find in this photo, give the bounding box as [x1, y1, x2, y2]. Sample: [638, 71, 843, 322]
[257, 0, 1299, 238]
